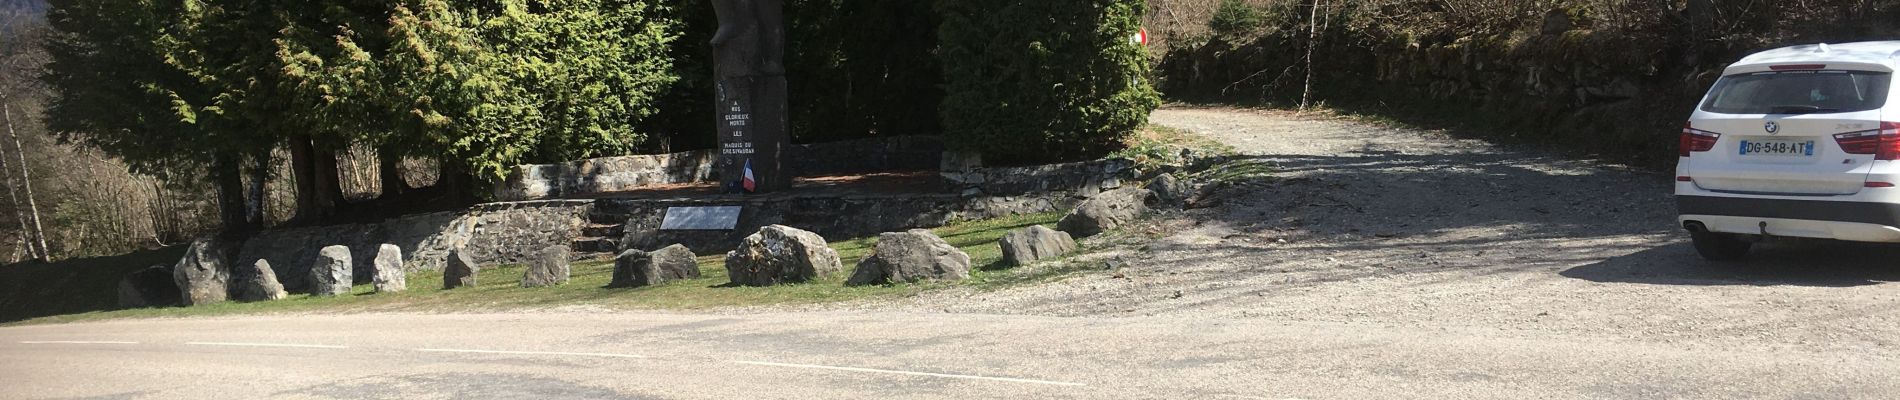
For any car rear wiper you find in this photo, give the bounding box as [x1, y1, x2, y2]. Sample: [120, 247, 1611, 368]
[1767, 105, 1840, 114]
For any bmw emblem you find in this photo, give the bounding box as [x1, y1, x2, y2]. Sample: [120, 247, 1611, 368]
[1765, 121, 1780, 134]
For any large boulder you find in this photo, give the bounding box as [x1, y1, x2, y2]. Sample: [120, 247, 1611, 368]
[373, 244, 407, 293]
[847, 230, 971, 286]
[725, 225, 842, 287]
[118, 265, 180, 308]
[652, 245, 703, 280]
[999, 225, 1078, 267]
[521, 245, 572, 288]
[1057, 187, 1153, 238]
[1145, 173, 1192, 209]
[172, 238, 236, 306]
[309, 245, 354, 297]
[443, 247, 479, 289]
[611, 244, 701, 288]
[232, 260, 289, 302]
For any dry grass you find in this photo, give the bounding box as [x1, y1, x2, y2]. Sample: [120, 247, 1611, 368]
[1114, 123, 1237, 172]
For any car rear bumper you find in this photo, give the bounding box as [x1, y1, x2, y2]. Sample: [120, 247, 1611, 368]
[1677, 195, 1900, 242]
[1676, 195, 1900, 226]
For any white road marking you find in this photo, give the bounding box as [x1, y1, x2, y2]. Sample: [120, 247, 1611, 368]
[18, 341, 139, 345]
[413, 348, 648, 359]
[185, 342, 347, 349]
[730, 360, 1087, 387]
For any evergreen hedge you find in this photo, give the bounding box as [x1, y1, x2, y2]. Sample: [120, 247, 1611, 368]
[936, 0, 1161, 165]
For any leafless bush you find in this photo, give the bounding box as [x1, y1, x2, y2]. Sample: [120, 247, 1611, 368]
[333, 143, 442, 201]
[0, 99, 219, 260]
[1, 10, 219, 261]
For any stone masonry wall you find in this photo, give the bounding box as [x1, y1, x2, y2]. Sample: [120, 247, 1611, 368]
[494, 136, 945, 201]
[940, 152, 1138, 197]
[607, 193, 1078, 256]
[494, 150, 717, 202]
[235, 201, 589, 292]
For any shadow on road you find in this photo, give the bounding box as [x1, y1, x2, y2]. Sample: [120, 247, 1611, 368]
[1561, 240, 1900, 288]
[0, 246, 186, 323]
[1185, 150, 1674, 244]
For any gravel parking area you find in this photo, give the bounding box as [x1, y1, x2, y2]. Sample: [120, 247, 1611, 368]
[906, 106, 1900, 357]
[12, 107, 1900, 399]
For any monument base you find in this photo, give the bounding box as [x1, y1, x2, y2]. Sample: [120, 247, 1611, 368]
[715, 75, 790, 194]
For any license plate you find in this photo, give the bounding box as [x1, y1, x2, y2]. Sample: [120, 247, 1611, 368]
[1739, 140, 1816, 157]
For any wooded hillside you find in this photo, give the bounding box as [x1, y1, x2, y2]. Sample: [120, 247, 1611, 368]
[1152, 0, 1900, 167]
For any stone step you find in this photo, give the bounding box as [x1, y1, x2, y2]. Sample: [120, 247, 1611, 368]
[582, 223, 625, 238]
[571, 236, 619, 254]
[586, 211, 625, 225]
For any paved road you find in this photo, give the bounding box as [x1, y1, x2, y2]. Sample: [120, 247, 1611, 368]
[3, 311, 1898, 399]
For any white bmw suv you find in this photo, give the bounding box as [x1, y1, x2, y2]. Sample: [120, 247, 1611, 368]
[1677, 41, 1900, 260]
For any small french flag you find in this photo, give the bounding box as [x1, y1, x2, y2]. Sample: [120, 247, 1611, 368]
[742, 159, 757, 193]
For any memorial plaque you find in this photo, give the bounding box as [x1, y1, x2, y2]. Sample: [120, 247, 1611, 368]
[660, 206, 744, 231]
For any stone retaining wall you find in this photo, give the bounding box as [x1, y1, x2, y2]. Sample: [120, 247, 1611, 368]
[494, 151, 717, 202]
[604, 193, 1073, 256]
[495, 136, 945, 201]
[235, 201, 590, 291]
[940, 152, 1138, 197]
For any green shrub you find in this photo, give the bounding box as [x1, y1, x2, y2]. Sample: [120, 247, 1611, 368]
[1208, 0, 1265, 40]
[936, 0, 1162, 165]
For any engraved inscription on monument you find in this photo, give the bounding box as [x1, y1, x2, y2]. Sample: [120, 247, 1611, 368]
[718, 103, 755, 156]
[712, 0, 788, 193]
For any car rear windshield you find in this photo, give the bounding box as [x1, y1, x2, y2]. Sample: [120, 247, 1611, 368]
[1700, 70, 1892, 114]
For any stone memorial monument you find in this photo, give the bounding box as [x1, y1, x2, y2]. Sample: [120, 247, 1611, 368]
[712, 0, 789, 193]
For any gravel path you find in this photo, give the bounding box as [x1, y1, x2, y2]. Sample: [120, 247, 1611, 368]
[907, 106, 1900, 357]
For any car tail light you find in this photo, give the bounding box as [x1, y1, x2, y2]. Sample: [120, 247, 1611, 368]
[1833, 122, 1900, 160]
[1680, 123, 1720, 157]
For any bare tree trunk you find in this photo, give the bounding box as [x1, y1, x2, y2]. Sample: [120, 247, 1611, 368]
[211, 152, 252, 234]
[313, 145, 347, 218]
[1299, 0, 1323, 111]
[246, 150, 268, 228]
[147, 179, 170, 245]
[0, 102, 36, 260]
[290, 136, 319, 223]
[377, 148, 407, 199]
[289, 136, 349, 224]
[3, 103, 48, 261]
